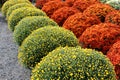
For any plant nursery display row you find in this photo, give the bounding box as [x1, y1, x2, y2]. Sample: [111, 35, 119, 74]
[1, 0, 120, 79]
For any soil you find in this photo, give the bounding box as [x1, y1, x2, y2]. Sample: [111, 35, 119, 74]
[0, 13, 31, 80]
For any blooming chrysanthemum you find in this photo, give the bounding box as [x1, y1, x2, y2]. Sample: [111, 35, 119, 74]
[35, 0, 48, 9]
[63, 13, 101, 38]
[105, 10, 120, 26]
[107, 40, 120, 79]
[73, 0, 100, 12]
[8, 7, 46, 31]
[35, 0, 61, 9]
[79, 23, 120, 54]
[42, 1, 67, 17]
[1, 0, 31, 16]
[31, 46, 116, 80]
[13, 16, 58, 46]
[18, 26, 79, 69]
[65, 0, 76, 7]
[6, 3, 34, 19]
[83, 3, 115, 22]
[51, 7, 79, 26]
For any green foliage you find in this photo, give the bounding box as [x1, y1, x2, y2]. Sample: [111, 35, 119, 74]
[8, 7, 46, 31]
[1, 0, 31, 16]
[31, 46, 116, 80]
[106, 0, 120, 10]
[6, 3, 35, 19]
[13, 16, 58, 46]
[18, 26, 79, 69]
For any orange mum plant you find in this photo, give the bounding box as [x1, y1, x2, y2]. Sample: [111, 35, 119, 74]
[65, 0, 76, 7]
[105, 10, 120, 26]
[107, 40, 120, 79]
[73, 0, 100, 12]
[63, 13, 101, 38]
[35, 0, 61, 9]
[83, 3, 115, 22]
[42, 1, 68, 17]
[51, 7, 79, 26]
[79, 23, 120, 54]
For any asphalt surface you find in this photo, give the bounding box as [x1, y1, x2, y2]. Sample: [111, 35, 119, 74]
[0, 13, 31, 80]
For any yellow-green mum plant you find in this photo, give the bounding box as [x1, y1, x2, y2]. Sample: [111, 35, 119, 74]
[31, 46, 116, 80]
[1, 0, 31, 16]
[18, 26, 79, 69]
[13, 16, 58, 46]
[6, 3, 35, 19]
[8, 7, 46, 31]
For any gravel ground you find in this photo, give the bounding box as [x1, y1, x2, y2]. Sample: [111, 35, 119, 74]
[0, 13, 31, 80]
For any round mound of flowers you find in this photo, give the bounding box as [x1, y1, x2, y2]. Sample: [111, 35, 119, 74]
[6, 3, 35, 19]
[51, 7, 79, 26]
[18, 26, 79, 69]
[107, 40, 120, 79]
[8, 7, 46, 31]
[106, 0, 120, 10]
[31, 46, 116, 80]
[1, 0, 31, 16]
[65, 0, 77, 7]
[35, 0, 61, 9]
[79, 23, 120, 54]
[83, 3, 115, 22]
[72, 0, 100, 12]
[63, 13, 101, 38]
[13, 16, 58, 46]
[42, 1, 67, 17]
[105, 10, 120, 26]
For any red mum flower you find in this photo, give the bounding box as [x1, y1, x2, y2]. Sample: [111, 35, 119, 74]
[65, 0, 77, 7]
[35, 0, 61, 9]
[42, 1, 68, 17]
[107, 40, 120, 79]
[105, 10, 120, 26]
[73, 0, 100, 12]
[79, 23, 120, 54]
[83, 3, 115, 22]
[51, 7, 79, 26]
[63, 13, 101, 38]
